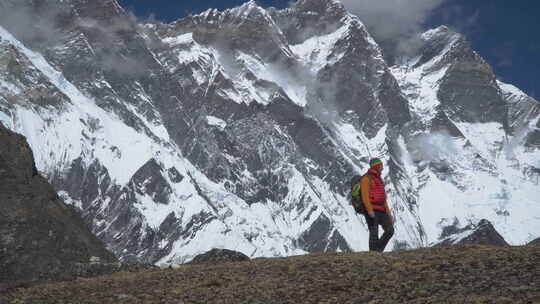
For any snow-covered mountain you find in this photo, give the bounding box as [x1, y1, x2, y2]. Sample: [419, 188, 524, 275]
[0, 0, 538, 264]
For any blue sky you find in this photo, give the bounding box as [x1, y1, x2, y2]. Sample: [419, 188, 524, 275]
[119, 0, 539, 99]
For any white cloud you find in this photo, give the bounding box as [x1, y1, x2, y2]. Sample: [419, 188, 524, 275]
[340, 0, 447, 56]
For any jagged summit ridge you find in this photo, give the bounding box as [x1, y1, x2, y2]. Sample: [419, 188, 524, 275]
[390, 25, 540, 247]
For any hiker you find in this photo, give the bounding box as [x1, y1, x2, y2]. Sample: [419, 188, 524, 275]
[352, 158, 394, 252]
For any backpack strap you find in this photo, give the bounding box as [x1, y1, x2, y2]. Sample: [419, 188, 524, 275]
[362, 173, 373, 210]
[362, 174, 372, 190]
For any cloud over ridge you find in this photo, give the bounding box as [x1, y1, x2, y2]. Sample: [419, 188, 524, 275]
[340, 0, 447, 58]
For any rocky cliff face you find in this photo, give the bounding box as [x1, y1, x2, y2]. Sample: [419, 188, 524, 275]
[435, 219, 509, 247]
[529, 238, 540, 246]
[0, 122, 116, 284]
[0, 0, 538, 265]
[390, 26, 540, 249]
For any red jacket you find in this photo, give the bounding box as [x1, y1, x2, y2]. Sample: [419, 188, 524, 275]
[360, 168, 388, 213]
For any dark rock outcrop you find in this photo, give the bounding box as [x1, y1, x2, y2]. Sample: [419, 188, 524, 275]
[129, 158, 172, 205]
[435, 219, 509, 247]
[190, 248, 250, 264]
[528, 237, 540, 246]
[297, 213, 352, 253]
[0, 122, 117, 284]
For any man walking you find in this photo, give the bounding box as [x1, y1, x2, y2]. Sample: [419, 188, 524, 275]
[359, 158, 394, 252]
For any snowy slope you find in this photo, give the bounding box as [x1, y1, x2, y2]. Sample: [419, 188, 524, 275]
[0, 24, 312, 263]
[0, 6, 371, 262]
[390, 26, 540, 246]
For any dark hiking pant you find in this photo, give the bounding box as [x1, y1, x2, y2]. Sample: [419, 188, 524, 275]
[365, 210, 394, 252]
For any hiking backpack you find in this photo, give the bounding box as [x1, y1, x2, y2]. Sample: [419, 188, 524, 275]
[350, 174, 370, 214]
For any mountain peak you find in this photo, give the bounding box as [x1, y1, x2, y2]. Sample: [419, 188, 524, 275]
[421, 25, 463, 44]
[228, 0, 268, 19]
[72, 0, 128, 21]
[242, 0, 258, 8]
[293, 0, 347, 16]
[435, 219, 509, 247]
[186, 0, 270, 26]
[406, 25, 468, 70]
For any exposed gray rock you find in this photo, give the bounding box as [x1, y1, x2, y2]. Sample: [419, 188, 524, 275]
[528, 237, 540, 246]
[190, 248, 250, 264]
[297, 213, 352, 253]
[0, 122, 117, 284]
[435, 219, 509, 247]
[167, 167, 184, 183]
[130, 158, 172, 205]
